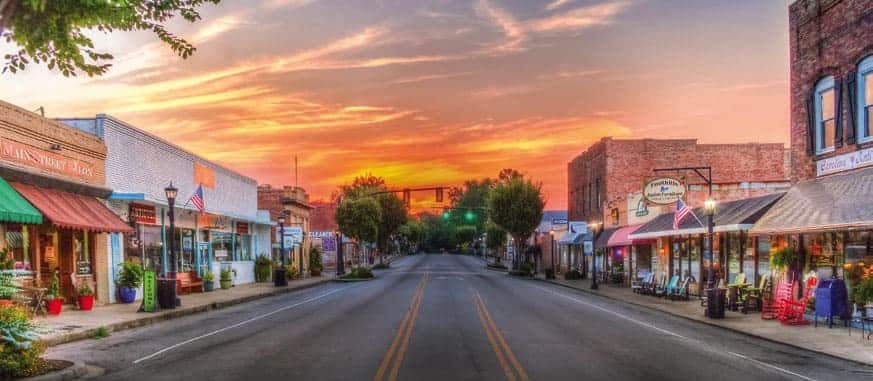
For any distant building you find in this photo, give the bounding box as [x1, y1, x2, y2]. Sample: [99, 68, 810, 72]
[258, 185, 312, 275]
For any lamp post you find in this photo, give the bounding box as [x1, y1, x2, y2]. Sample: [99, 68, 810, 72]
[336, 196, 345, 276]
[589, 221, 602, 290]
[274, 213, 288, 286]
[549, 230, 556, 279]
[158, 182, 179, 309]
[704, 198, 717, 289]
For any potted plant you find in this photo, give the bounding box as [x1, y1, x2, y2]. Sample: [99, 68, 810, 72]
[45, 272, 63, 315]
[770, 246, 798, 280]
[117, 261, 143, 304]
[853, 277, 873, 317]
[77, 283, 95, 311]
[219, 268, 233, 290]
[309, 246, 323, 277]
[203, 270, 215, 292]
[254, 256, 272, 282]
[285, 265, 299, 280]
[0, 271, 15, 307]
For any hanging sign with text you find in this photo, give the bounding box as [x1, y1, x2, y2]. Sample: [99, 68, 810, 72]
[643, 178, 686, 205]
[816, 146, 873, 176]
[141, 270, 156, 312]
[0, 138, 96, 181]
[129, 203, 156, 225]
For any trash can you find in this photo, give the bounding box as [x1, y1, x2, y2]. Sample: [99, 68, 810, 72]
[706, 288, 726, 318]
[273, 268, 288, 287]
[157, 278, 178, 310]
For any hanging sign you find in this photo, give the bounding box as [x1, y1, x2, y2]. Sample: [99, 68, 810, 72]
[236, 222, 249, 235]
[141, 270, 156, 312]
[643, 178, 686, 205]
[0, 137, 96, 181]
[129, 203, 156, 224]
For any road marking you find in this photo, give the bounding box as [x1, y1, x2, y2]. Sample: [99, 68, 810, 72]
[473, 290, 530, 381]
[533, 285, 818, 381]
[374, 273, 428, 381]
[133, 286, 349, 364]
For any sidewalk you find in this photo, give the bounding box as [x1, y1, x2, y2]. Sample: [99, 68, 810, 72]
[34, 275, 333, 347]
[536, 275, 873, 366]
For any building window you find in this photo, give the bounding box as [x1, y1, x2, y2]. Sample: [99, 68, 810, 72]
[814, 76, 836, 154]
[858, 56, 873, 143]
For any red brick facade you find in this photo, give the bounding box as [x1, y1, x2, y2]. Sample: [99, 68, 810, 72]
[789, 0, 873, 180]
[568, 138, 790, 228]
[310, 201, 337, 232]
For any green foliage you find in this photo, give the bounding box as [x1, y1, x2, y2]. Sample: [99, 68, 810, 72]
[337, 175, 407, 253]
[769, 247, 798, 272]
[0, 272, 16, 300]
[343, 266, 374, 279]
[447, 179, 494, 234]
[374, 192, 407, 253]
[92, 326, 110, 339]
[76, 282, 93, 296]
[336, 197, 381, 244]
[485, 223, 507, 250]
[372, 262, 390, 270]
[486, 262, 507, 270]
[564, 269, 583, 280]
[220, 268, 233, 282]
[1, 0, 221, 77]
[117, 261, 144, 289]
[854, 277, 873, 305]
[46, 272, 60, 300]
[395, 220, 425, 254]
[254, 256, 272, 282]
[486, 176, 545, 247]
[0, 248, 13, 270]
[456, 225, 478, 246]
[420, 213, 459, 251]
[285, 265, 299, 280]
[202, 270, 214, 282]
[0, 305, 44, 378]
[309, 246, 323, 271]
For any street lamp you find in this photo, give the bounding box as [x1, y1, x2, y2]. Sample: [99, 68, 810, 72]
[274, 212, 288, 286]
[704, 198, 717, 289]
[159, 182, 179, 309]
[549, 230, 556, 279]
[336, 196, 345, 276]
[589, 221, 603, 290]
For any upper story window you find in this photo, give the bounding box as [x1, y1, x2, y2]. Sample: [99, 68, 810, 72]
[814, 76, 836, 154]
[858, 56, 873, 143]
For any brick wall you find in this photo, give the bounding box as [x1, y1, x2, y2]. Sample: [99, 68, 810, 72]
[310, 202, 338, 232]
[568, 138, 790, 228]
[789, 0, 873, 180]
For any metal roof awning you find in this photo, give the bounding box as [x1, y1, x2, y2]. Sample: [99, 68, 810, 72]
[751, 166, 873, 235]
[558, 231, 588, 245]
[629, 193, 784, 240]
[607, 224, 652, 247]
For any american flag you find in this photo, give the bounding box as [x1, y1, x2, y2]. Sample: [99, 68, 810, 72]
[189, 185, 205, 212]
[673, 199, 693, 230]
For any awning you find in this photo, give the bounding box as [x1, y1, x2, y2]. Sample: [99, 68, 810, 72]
[594, 227, 618, 248]
[0, 177, 42, 224]
[607, 224, 653, 247]
[557, 231, 587, 245]
[629, 193, 784, 240]
[751, 166, 873, 234]
[11, 182, 132, 233]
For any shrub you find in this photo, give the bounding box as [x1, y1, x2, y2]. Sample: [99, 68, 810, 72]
[117, 261, 144, 289]
[202, 270, 214, 282]
[0, 271, 16, 300]
[0, 305, 44, 378]
[564, 269, 582, 280]
[220, 268, 233, 282]
[254, 256, 272, 282]
[508, 270, 530, 277]
[854, 277, 873, 305]
[76, 283, 93, 296]
[285, 265, 299, 280]
[343, 267, 374, 279]
[92, 327, 110, 339]
[486, 262, 507, 270]
[46, 272, 61, 300]
[372, 262, 390, 270]
[309, 246, 323, 271]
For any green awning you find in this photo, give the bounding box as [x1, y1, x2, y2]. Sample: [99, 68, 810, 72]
[0, 177, 42, 224]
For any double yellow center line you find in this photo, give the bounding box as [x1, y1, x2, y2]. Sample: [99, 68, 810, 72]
[374, 273, 429, 381]
[473, 291, 530, 381]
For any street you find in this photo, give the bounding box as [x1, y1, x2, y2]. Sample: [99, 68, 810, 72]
[46, 254, 872, 381]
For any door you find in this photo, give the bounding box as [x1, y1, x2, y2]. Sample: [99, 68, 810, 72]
[196, 243, 210, 277]
[58, 230, 75, 301]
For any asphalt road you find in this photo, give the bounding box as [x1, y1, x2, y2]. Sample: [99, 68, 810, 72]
[47, 254, 873, 381]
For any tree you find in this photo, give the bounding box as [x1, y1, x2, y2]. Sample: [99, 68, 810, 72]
[447, 178, 493, 234]
[485, 223, 507, 260]
[420, 212, 458, 252]
[486, 176, 544, 269]
[1, 0, 220, 77]
[335, 197, 380, 245]
[337, 174, 407, 260]
[395, 220, 424, 255]
[456, 225, 478, 253]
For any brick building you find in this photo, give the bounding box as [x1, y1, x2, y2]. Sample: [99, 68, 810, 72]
[257, 185, 312, 275]
[751, 0, 873, 283]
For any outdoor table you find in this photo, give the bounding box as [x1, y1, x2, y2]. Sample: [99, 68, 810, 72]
[18, 285, 47, 316]
[727, 284, 749, 311]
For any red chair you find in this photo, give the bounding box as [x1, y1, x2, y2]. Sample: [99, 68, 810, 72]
[762, 281, 791, 320]
[778, 277, 817, 325]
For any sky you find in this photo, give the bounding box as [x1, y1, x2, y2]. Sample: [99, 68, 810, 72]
[0, 0, 792, 210]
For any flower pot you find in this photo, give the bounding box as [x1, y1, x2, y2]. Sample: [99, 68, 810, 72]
[78, 295, 95, 311]
[46, 298, 63, 315]
[0, 299, 13, 307]
[220, 279, 232, 290]
[311, 268, 321, 277]
[118, 287, 137, 304]
[204, 280, 214, 292]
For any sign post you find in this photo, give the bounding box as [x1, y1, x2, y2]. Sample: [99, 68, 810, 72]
[140, 270, 158, 313]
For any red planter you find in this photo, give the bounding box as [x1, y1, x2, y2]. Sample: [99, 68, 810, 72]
[78, 295, 94, 311]
[46, 298, 63, 315]
[0, 299, 13, 308]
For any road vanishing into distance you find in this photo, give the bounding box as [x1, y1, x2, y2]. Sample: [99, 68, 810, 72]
[48, 254, 873, 381]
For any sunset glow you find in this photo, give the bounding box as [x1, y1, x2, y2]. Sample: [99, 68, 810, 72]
[0, 0, 792, 209]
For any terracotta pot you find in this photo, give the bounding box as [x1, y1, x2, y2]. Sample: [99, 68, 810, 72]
[311, 268, 321, 277]
[78, 295, 95, 311]
[46, 298, 63, 315]
[0, 299, 13, 307]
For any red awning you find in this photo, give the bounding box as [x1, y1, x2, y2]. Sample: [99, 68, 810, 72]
[11, 182, 132, 233]
[607, 224, 653, 247]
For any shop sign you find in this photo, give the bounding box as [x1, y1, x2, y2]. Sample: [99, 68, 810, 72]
[43, 246, 55, 261]
[142, 270, 156, 312]
[0, 137, 96, 181]
[129, 203, 156, 224]
[321, 237, 337, 252]
[309, 231, 334, 239]
[551, 218, 568, 226]
[236, 222, 249, 235]
[643, 178, 685, 205]
[816, 146, 873, 176]
[568, 221, 588, 234]
[198, 213, 229, 230]
[583, 240, 593, 255]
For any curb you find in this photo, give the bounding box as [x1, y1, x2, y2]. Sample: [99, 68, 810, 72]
[483, 266, 509, 273]
[42, 278, 332, 347]
[332, 277, 377, 283]
[24, 361, 90, 381]
[535, 278, 873, 367]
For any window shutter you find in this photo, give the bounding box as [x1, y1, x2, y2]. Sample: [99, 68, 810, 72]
[846, 72, 857, 145]
[806, 93, 816, 155]
[835, 79, 843, 148]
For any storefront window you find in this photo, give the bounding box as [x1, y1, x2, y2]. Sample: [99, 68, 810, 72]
[742, 234, 755, 280]
[689, 236, 701, 283]
[141, 225, 163, 274]
[235, 234, 252, 261]
[74, 231, 91, 275]
[757, 236, 771, 280]
[174, 228, 195, 271]
[727, 233, 742, 283]
[803, 232, 842, 278]
[845, 230, 873, 264]
[212, 232, 232, 262]
[5, 225, 27, 269]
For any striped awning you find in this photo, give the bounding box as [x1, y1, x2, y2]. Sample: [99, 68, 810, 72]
[0, 177, 42, 224]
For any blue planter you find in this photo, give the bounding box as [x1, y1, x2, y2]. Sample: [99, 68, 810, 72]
[118, 287, 137, 304]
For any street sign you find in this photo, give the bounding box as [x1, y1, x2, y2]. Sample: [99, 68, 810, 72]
[583, 241, 593, 255]
[141, 270, 156, 312]
[568, 221, 588, 234]
[551, 218, 568, 225]
[643, 177, 686, 205]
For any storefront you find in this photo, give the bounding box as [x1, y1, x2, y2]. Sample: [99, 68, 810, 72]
[629, 193, 783, 296]
[0, 100, 131, 303]
[603, 225, 654, 287]
[60, 115, 272, 299]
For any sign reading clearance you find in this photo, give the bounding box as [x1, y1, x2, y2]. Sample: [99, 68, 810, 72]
[643, 177, 686, 205]
[816, 146, 873, 177]
[0, 138, 96, 181]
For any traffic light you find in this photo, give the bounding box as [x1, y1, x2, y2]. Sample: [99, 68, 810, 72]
[464, 210, 475, 221]
[443, 210, 451, 220]
[435, 187, 443, 203]
[402, 189, 411, 207]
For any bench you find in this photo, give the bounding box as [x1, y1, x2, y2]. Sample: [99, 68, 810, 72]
[177, 271, 204, 294]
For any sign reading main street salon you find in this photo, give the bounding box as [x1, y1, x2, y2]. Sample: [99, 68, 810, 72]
[0, 137, 96, 181]
[643, 177, 686, 205]
[816, 146, 873, 176]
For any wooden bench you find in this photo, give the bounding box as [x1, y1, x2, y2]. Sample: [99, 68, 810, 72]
[177, 271, 204, 294]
